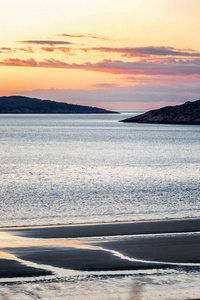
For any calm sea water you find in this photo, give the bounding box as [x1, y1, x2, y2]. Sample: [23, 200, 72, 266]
[0, 113, 200, 299]
[0, 113, 200, 227]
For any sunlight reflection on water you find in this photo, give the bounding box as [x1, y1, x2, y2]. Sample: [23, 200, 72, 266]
[1, 114, 200, 227]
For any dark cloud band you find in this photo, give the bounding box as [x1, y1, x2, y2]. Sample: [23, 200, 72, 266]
[18, 40, 72, 46]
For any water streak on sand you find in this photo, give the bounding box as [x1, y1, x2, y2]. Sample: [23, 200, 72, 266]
[0, 251, 18, 261]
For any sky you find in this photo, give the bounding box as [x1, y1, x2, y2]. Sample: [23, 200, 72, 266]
[0, 0, 200, 110]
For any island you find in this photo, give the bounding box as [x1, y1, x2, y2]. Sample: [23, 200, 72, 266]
[0, 96, 118, 114]
[120, 99, 200, 124]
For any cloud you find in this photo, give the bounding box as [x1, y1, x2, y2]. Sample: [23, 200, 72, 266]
[0, 47, 35, 54]
[57, 33, 111, 41]
[0, 58, 69, 68]
[92, 83, 120, 89]
[1, 46, 72, 54]
[0, 47, 12, 53]
[0, 47, 12, 51]
[16, 82, 200, 110]
[1, 58, 200, 78]
[40, 47, 72, 53]
[18, 47, 35, 53]
[0, 58, 38, 67]
[82, 46, 200, 58]
[18, 40, 72, 46]
[6, 44, 200, 60]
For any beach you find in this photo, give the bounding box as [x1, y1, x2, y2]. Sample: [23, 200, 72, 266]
[1, 108, 200, 299]
[0, 217, 200, 279]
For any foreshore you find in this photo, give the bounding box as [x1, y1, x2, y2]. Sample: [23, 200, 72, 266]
[3, 217, 200, 238]
[0, 217, 200, 279]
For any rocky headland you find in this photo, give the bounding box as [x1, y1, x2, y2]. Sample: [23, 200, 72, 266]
[120, 99, 200, 124]
[0, 96, 118, 114]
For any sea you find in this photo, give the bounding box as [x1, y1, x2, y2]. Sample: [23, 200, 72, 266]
[0, 112, 200, 299]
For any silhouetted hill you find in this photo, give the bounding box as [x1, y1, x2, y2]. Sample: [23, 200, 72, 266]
[0, 96, 118, 114]
[120, 100, 200, 124]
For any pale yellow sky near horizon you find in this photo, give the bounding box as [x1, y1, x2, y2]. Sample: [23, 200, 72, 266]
[0, 0, 200, 109]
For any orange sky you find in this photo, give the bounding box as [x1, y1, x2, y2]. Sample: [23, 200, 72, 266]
[1, 0, 200, 110]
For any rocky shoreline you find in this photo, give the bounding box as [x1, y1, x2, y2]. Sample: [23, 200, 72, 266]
[121, 100, 200, 124]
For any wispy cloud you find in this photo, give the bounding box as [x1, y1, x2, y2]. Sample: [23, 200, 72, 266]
[18, 47, 35, 53]
[0, 47, 12, 54]
[0, 46, 73, 54]
[0, 47, 36, 54]
[40, 47, 72, 53]
[92, 83, 120, 89]
[58, 33, 111, 41]
[18, 40, 72, 46]
[1, 58, 200, 77]
[82, 46, 200, 58]
[0, 47, 11, 50]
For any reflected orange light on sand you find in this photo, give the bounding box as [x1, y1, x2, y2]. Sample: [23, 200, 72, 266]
[0, 231, 96, 251]
[0, 251, 18, 261]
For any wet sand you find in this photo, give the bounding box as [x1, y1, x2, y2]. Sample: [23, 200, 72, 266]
[5, 217, 200, 239]
[97, 234, 200, 264]
[0, 259, 52, 278]
[0, 218, 200, 278]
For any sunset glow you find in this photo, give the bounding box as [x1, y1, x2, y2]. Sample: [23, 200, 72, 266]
[1, 0, 200, 110]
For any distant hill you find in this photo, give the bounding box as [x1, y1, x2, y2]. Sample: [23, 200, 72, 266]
[0, 96, 118, 114]
[120, 100, 200, 125]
